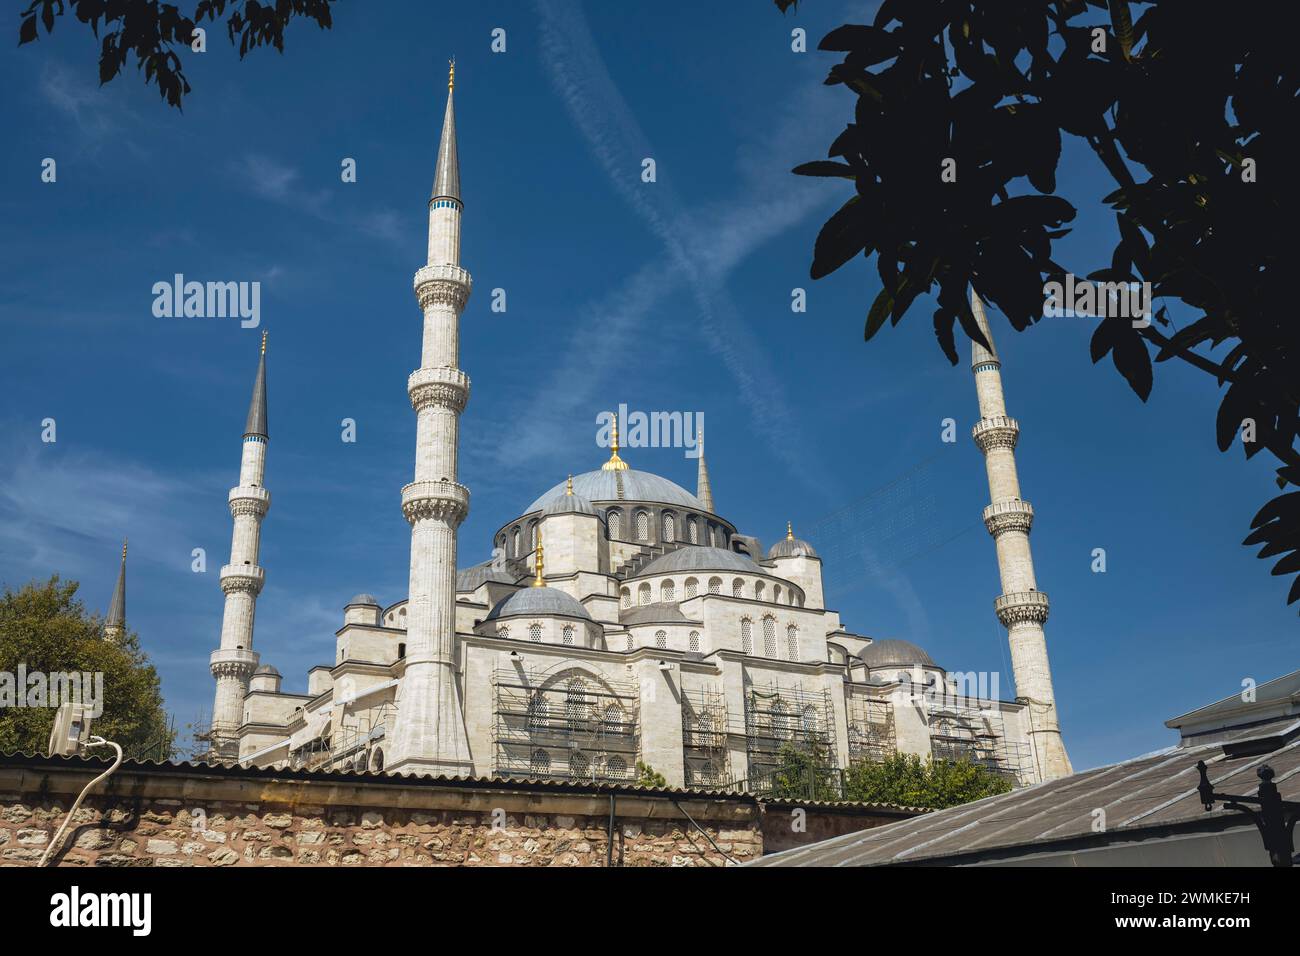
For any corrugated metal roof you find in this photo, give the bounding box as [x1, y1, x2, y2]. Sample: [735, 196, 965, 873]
[748, 717, 1300, 866]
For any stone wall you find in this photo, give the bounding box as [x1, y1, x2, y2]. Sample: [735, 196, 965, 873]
[0, 753, 917, 867]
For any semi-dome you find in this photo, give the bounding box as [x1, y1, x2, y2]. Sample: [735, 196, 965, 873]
[456, 561, 517, 592]
[541, 483, 597, 516]
[346, 593, 380, 607]
[486, 586, 592, 621]
[857, 638, 937, 670]
[637, 546, 760, 577]
[526, 469, 703, 513]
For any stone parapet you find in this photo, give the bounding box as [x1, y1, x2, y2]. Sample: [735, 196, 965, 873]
[994, 590, 1051, 627]
[972, 415, 1020, 452]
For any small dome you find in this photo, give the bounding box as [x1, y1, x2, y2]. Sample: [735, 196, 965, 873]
[486, 587, 592, 622]
[253, 664, 281, 677]
[346, 593, 380, 607]
[637, 546, 760, 577]
[857, 639, 937, 670]
[456, 562, 517, 592]
[542, 490, 597, 516]
[768, 537, 817, 559]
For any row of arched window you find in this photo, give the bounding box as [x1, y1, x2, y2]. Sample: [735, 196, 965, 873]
[740, 616, 800, 661]
[529, 749, 629, 780]
[620, 577, 804, 608]
[499, 622, 577, 646]
[498, 508, 729, 555]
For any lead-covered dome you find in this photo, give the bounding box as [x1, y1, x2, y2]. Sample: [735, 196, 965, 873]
[637, 546, 760, 576]
[542, 490, 597, 516]
[527, 469, 703, 513]
[486, 587, 592, 621]
[346, 593, 380, 607]
[456, 561, 517, 592]
[858, 639, 937, 670]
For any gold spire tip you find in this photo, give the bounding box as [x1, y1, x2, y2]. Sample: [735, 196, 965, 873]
[448, 58, 455, 91]
[566, 475, 574, 496]
[260, 330, 267, 355]
[532, 529, 545, 587]
[787, 521, 794, 541]
[122, 538, 128, 558]
[602, 410, 629, 471]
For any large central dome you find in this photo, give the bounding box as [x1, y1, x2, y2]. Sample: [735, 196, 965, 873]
[526, 469, 704, 513]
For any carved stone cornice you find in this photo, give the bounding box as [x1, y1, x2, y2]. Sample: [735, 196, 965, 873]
[408, 366, 470, 414]
[995, 590, 1051, 627]
[401, 480, 470, 526]
[219, 564, 265, 595]
[209, 647, 258, 681]
[228, 485, 271, 518]
[413, 264, 472, 312]
[972, 415, 1020, 453]
[983, 499, 1034, 536]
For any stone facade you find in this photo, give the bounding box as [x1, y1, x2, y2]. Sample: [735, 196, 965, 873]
[0, 754, 916, 867]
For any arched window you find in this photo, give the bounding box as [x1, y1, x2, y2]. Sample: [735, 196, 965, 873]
[732, 578, 744, 598]
[528, 519, 538, 551]
[530, 749, 550, 775]
[684, 577, 698, 599]
[661, 580, 675, 603]
[569, 751, 589, 780]
[688, 518, 699, 544]
[708, 577, 722, 595]
[755, 581, 766, 602]
[741, 618, 753, 655]
[787, 623, 799, 661]
[773, 699, 791, 739]
[527, 693, 547, 732]
[528, 622, 542, 643]
[655, 630, 667, 649]
[565, 678, 589, 732]
[626, 634, 633, 651]
[606, 756, 628, 780]
[638, 583, 651, 606]
[562, 624, 575, 646]
[620, 587, 631, 609]
[607, 509, 621, 539]
[801, 704, 818, 735]
[689, 630, 700, 653]
[774, 584, 783, 604]
[763, 616, 777, 657]
[635, 510, 649, 541]
[498, 624, 510, 640]
[603, 704, 624, 735]
[663, 513, 675, 542]
[512, 527, 521, 557]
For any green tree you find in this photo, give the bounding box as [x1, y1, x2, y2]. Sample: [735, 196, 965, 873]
[844, 752, 1012, 810]
[769, 740, 841, 801]
[0, 576, 173, 758]
[635, 760, 668, 788]
[779, 0, 1300, 610]
[18, 0, 336, 109]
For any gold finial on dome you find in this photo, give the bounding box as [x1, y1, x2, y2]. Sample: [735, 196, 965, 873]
[532, 528, 545, 587]
[787, 521, 794, 541]
[566, 475, 574, 495]
[448, 58, 455, 91]
[602, 410, 629, 471]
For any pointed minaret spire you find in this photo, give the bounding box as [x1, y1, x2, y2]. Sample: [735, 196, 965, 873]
[209, 336, 270, 759]
[696, 422, 715, 513]
[970, 289, 1072, 781]
[602, 410, 629, 471]
[105, 539, 127, 641]
[390, 65, 474, 774]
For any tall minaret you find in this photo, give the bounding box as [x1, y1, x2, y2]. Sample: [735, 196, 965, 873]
[208, 332, 269, 759]
[104, 539, 127, 641]
[388, 62, 474, 775]
[970, 291, 1072, 781]
[696, 423, 715, 513]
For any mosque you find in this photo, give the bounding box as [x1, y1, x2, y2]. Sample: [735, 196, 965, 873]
[179, 67, 1073, 792]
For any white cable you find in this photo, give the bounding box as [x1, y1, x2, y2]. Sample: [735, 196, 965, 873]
[39, 737, 124, 867]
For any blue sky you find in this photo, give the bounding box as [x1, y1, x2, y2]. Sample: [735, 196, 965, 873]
[0, 1, 1291, 769]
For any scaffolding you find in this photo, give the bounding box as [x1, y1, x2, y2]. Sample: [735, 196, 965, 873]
[742, 683, 840, 798]
[681, 689, 730, 789]
[846, 694, 897, 765]
[492, 667, 640, 783]
[288, 702, 394, 773]
[927, 698, 1033, 786]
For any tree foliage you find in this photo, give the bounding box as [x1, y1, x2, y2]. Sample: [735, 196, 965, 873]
[0, 576, 173, 758]
[635, 760, 668, 788]
[768, 740, 841, 801]
[18, 0, 336, 108]
[843, 752, 1012, 810]
[781, 0, 1300, 609]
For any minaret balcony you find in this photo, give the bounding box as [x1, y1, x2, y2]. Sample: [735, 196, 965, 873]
[210, 646, 260, 680]
[402, 479, 470, 526]
[414, 264, 472, 311]
[994, 590, 1050, 627]
[408, 366, 470, 414]
[982, 499, 1034, 536]
[972, 415, 1020, 453]
[228, 485, 271, 517]
[219, 564, 265, 595]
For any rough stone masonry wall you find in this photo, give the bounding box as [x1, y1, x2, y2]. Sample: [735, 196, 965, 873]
[0, 758, 771, 867]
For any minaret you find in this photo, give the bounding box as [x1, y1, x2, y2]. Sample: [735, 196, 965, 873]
[208, 331, 269, 759]
[970, 291, 1072, 780]
[389, 62, 474, 775]
[104, 539, 127, 641]
[696, 424, 715, 513]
